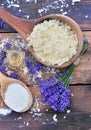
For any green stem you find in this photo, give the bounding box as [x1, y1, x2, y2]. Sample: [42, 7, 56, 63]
[58, 64, 75, 82]
[58, 41, 88, 88]
[64, 64, 75, 83]
[58, 67, 72, 81]
[64, 64, 75, 87]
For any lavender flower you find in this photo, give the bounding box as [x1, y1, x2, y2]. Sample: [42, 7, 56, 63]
[0, 65, 7, 72]
[5, 42, 11, 49]
[0, 50, 6, 57]
[25, 58, 32, 68]
[39, 77, 71, 112]
[29, 66, 37, 74]
[83, 38, 88, 44]
[0, 58, 4, 66]
[39, 77, 57, 89]
[34, 62, 43, 71]
[10, 72, 19, 79]
[0, 50, 6, 65]
[63, 70, 69, 75]
[25, 58, 43, 75]
[0, 19, 4, 28]
[15, 12, 23, 18]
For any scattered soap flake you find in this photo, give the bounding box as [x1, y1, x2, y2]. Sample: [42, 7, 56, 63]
[17, 117, 22, 120]
[19, 9, 22, 12]
[62, 11, 68, 15]
[26, 0, 30, 2]
[34, 0, 37, 3]
[38, 0, 69, 16]
[0, 108, 12, 116]
[71, 93, 74, 97]
[67, 109, 71, 113]
[23, 67, 28, 74]
[7, 0, 20, 8]
[42, 122, 46, 124]
[37, 71, 42, 78]
[46, 109, 49, 112]
[63, 116, 67, 119]
[72, 0, 81, 2]
[24, 15, 30, 19]
[26, 122, 29, 126]
[53, 114, 58, 122]
[26, 0, 37, 3]
[18, 125, 24, 128]
[85, 15, 88, 18]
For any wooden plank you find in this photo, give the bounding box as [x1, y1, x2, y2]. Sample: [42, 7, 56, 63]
[0, 85, 91, 129]
[1, 84, 91, 111]
[72, 31, 91, 84]
[0, 0, 91, 32]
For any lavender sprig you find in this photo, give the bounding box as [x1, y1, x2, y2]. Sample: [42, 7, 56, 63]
[39, 77, 71, 112]
[25, 58, 43, 75]
[0, 19, 4, 28]
[39, 40, 88, 112]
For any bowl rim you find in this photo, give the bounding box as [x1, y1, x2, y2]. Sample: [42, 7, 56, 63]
[29, 14, 83, 68]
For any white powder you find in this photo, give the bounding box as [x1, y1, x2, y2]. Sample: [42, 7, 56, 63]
[4, 83, 32, 112]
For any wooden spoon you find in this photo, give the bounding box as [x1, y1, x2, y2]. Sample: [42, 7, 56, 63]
[0, 72, 33, 113]
[0, 7, 83, 68]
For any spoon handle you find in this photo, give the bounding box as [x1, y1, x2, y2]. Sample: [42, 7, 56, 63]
[0, 7, 34, 39]
[0, 72, 7, 83]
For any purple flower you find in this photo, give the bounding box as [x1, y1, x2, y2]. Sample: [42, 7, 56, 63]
[25, 59, 35, 74]
[0, 50, 6, 57]
[34, 62, 43, 71]
[10, 72, 19, 79]
[0, 50, 6, 65]
[39, 78, 71, 112]
[0, 58, 4, 65]
[25, 58, 32, 68]
[15, 12, 23, 18]
[0, 19, 4, 28]
[25, 59, 43, 75]
[0, 65, 7, 72]
[29, 66, 37, 74]
[63, 70, 69, 75]
[83, 38, 88, 44]
[34, 77, 41, 81]
[39, 77, 57, 89]
[5, 42, 11, 49]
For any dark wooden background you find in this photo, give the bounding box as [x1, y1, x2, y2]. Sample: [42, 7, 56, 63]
[0, 0, 91, 130]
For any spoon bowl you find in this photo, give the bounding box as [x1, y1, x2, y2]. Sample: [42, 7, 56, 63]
[0, 7, 83, 68]
[0, 72, 33, 113]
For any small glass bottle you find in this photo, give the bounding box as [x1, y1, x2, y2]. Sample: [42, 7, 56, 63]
[7, 50, 25, 67]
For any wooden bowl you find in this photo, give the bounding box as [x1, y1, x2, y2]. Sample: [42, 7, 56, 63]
[29, 14, 83, 68]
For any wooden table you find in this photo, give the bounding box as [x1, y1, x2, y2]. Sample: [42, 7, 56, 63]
[0, 0, 91, 130]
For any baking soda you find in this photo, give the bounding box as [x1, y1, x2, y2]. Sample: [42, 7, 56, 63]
[4, 83, 32, 112]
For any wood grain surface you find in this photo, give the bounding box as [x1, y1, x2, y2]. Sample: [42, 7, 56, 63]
[0, 31, 90, 130]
